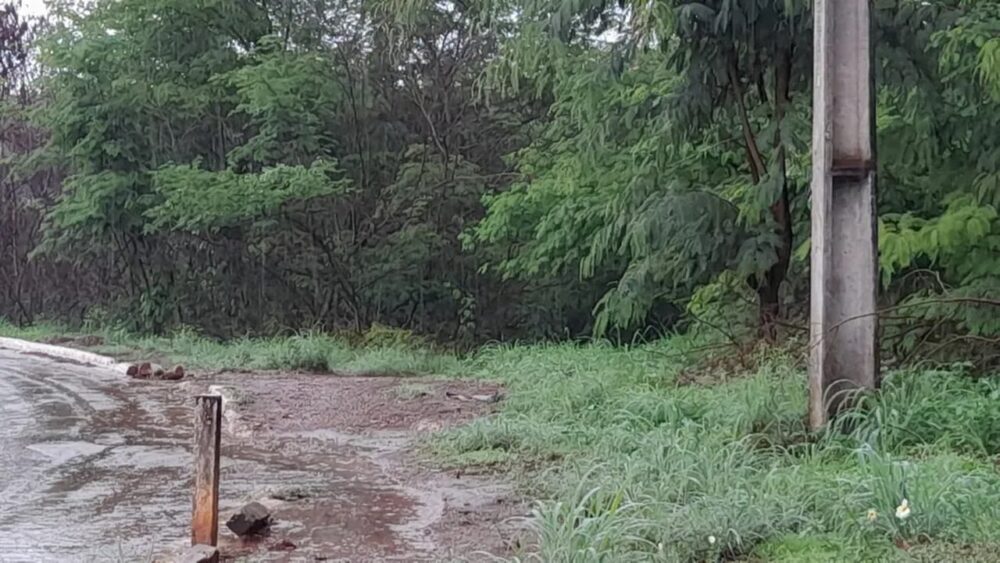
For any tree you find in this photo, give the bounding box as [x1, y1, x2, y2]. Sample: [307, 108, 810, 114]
[472, 0, 1000, 354]
[874, 0, 1000, 365]
[22, 0, 546, 340]
[472, 0, 813, 337]
[0, 0, 995, 358]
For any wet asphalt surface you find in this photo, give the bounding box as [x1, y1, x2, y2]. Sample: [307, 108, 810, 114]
[0, 348, 447, 562]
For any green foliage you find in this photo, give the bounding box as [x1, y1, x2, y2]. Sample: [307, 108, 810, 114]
[880, 198, 997, 282]
[20, 0, 544, 338]
[36, 171, 145, 251]
[469, 0, 1000, 353]
[360, 323, 427, 349]
[753, 534, 864, 562]
[224, 42, 346, 167]
[4, 0, 1000, 355]
[147, 160, 349, 233]
[476, 48, 757, 333]
[434, 340, 1000, 561]
[837, 369, 1000, 456]
[476, 0, 819, 334]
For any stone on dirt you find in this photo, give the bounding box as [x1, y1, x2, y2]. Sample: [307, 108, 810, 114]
[134, 362, 163, 379]
[169, 544, 218, 563]
[268, 486, 310, 501]
[445, 390, 504, 403]
[160, 365, 185, 380]
[127, 362, 184, 381]
[226, 501, 272, 537]
[269, 539, 297, 552]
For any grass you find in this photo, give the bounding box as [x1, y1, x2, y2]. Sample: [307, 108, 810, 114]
[0, 321, 461, 375]
[434, 341, 1000, 562]
[3, 321, 1000, 560]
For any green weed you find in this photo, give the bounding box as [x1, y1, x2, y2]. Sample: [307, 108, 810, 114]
[4, 322, 1000, 560]
[439, 341, 1000, 561]
[0, 323, 461, 375]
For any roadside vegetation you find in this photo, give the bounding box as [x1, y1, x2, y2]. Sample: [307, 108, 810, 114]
[0, 321, 461, 375]
[0, 0, 997, 560]
[438, 344, 1000, 562]
[4, 321, 1000, 561]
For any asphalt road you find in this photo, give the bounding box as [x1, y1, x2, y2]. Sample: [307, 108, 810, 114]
[0, 347, 194, 561]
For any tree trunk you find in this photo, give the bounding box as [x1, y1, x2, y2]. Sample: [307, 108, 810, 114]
[758, 48, 795, 341]
[757, 282, 780, 338]
[757, 183, 792, 340]
[729, 53, 794, 340]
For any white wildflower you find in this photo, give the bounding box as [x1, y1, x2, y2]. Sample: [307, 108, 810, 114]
[895, 498, 911, 520]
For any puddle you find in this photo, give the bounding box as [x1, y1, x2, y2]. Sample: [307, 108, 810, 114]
[0, 348, 464, 561]
[26, 441, 108, 464]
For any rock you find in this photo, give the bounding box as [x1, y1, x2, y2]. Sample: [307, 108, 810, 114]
[415, 420, 443, 433]
[269, 486, 310, 501]
[170, 545, 218, 563]
[269, 539, 297, 552]
[160, 366, 185, 381]
[445, 390, 504, 403]
[129, 362, 173, 380]
[77, 335, 105, 347]
[226, 501, 271, 537]
[471, 392, 504, 403]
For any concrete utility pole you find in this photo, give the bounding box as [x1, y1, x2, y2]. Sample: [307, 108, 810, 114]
[808, 0, 879, 430]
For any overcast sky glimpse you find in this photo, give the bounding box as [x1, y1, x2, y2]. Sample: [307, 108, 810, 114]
[20, 0, 47, 18]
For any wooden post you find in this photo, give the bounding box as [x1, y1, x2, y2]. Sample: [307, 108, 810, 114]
[192, 394, 222, 546]
[809, 0, 879, 429]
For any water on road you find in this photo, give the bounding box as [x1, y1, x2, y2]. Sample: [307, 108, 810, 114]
[0, 348, 462, 562]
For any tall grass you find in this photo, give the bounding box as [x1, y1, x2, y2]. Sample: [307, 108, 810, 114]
[0, 321, 461, 375]
[437, 343, 1000, 561]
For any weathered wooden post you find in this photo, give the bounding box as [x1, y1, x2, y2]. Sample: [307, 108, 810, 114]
[809, 0, 879, 430]
[192, 394, 222, 546]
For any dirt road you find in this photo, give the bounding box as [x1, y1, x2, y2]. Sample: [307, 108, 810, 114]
[0, 348, 518, 561]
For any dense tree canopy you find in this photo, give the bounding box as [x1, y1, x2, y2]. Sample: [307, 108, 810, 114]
[0, 0, 996, 361]
[11, 0, 547, 339]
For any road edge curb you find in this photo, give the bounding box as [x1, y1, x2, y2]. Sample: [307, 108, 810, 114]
[208, 384, 248, 437]
[0, 336, 132, 374]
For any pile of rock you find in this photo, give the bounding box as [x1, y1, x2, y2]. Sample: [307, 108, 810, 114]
[126, 362, 186, 381]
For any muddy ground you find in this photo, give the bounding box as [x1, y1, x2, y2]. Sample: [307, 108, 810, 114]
[0, 344, 526, 562]
[191, 371, 523, 562]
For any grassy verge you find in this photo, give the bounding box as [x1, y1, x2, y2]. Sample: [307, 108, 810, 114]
[0, 321, 461, 375]
[434, 342, 1000, 561]
[4, 321, 1000, 560]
